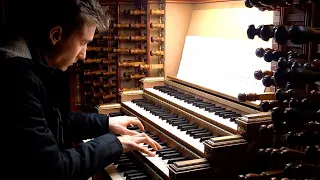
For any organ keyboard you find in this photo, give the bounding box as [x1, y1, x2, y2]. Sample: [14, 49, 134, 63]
[97, 75, 272, 179]
[98, 112, 212, 180]
[92, 2, 275, 179]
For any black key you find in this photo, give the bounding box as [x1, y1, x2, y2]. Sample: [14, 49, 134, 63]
[118, 165, 138, 172]
[156, 147, 174, 154]
[185, 98, 201, 103]
[154, 86, 166, 89]
[132, 99, 147, 103]
[180, 124, 198, 131]
[128, 175, 148, 180]
[148, 142, 166, 148]
[159, 114, 178, 119]
[230, 117, 238, 123]
[128, 125, 140, 130]
[108, 112, 124, 117]
[124, 170, 141, 177]
[113, 158, 131, 165]
[153, 111, 168, 116]
[166, 117, 186, 122]
[158, 150, 179, 157]
[188, 129, 208, 136]
[197, 103, 214, 109]
[206, 107, 226, 113]
[224, 113, 242, 119]
[222, 113, 238, 118]
[126, 172, 145, 178]
[204, 105, 218, 111]
[215, 110, 233, 115]
[149, 108, 168, 112]
[192, 101, 206, 106]
[162, 152, 181, 160]
[167, 157, 188, 164]
[200, 136, 215, 142]
[170, 121, 189, 126]
[161, 115, 182, 120]
[149, 146, 167, 151]
[117, 154, 129, 159]
[193, 132, 212, 139]
[177, 122, 198, 129]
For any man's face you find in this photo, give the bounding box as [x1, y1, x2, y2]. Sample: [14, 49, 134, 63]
[47, 23, 96, 71]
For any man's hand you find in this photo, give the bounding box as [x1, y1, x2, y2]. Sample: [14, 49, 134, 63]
[109, 115, 144, 135]
[117, 133, 162, 156]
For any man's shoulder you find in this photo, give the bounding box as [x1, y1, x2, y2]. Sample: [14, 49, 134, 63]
[2, 57, 39, 79]
[1, 57, 44, 91]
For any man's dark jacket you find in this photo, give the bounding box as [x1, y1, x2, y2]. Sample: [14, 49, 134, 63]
[0, 31, 122, 180]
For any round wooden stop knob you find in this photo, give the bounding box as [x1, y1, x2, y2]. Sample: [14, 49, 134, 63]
[288, 25, 320, 44]
[247, 24, 263, 39]
[255, 47, 265, 58]
[260, 25, 275, 41]
[244, 0, 253, 8]
[274, 25, 289, 45]
[255, 47, 272, 58]
[262, 75, 275, 87]
[254, 70, 273, 80]
[238, 92, 276, 102]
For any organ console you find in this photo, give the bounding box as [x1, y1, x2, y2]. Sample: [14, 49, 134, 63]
[1, 0, 313, 179]
[95, 72, 272, 179]
[92, 1, 289, 179]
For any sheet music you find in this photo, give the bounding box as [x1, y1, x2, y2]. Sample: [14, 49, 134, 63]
[177, 36, 271, 103]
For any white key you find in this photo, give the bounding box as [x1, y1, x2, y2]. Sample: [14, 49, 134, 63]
[123, 101, 204, 153]
[140, 147, 169, 176]
[146, 88, 238, 131]
[105, 164, 125, 180]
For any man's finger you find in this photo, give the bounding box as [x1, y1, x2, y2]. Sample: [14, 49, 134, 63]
[143, 136, 159, 151]
[123, 129, 139, 136]
[130, 118, 145, 131]
[134, 143, 155, 157]
[135, 133, 161, 150]
[153, 139, 162, 150]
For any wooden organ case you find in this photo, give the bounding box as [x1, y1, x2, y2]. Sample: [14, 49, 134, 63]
[96, 0, 280, 180]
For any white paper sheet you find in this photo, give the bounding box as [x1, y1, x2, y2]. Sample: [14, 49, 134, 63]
[177, 36, 272, 103]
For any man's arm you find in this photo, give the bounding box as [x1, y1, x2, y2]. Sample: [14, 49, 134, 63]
[14, 76, 122, 179]
[65, 112, 110, 142]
